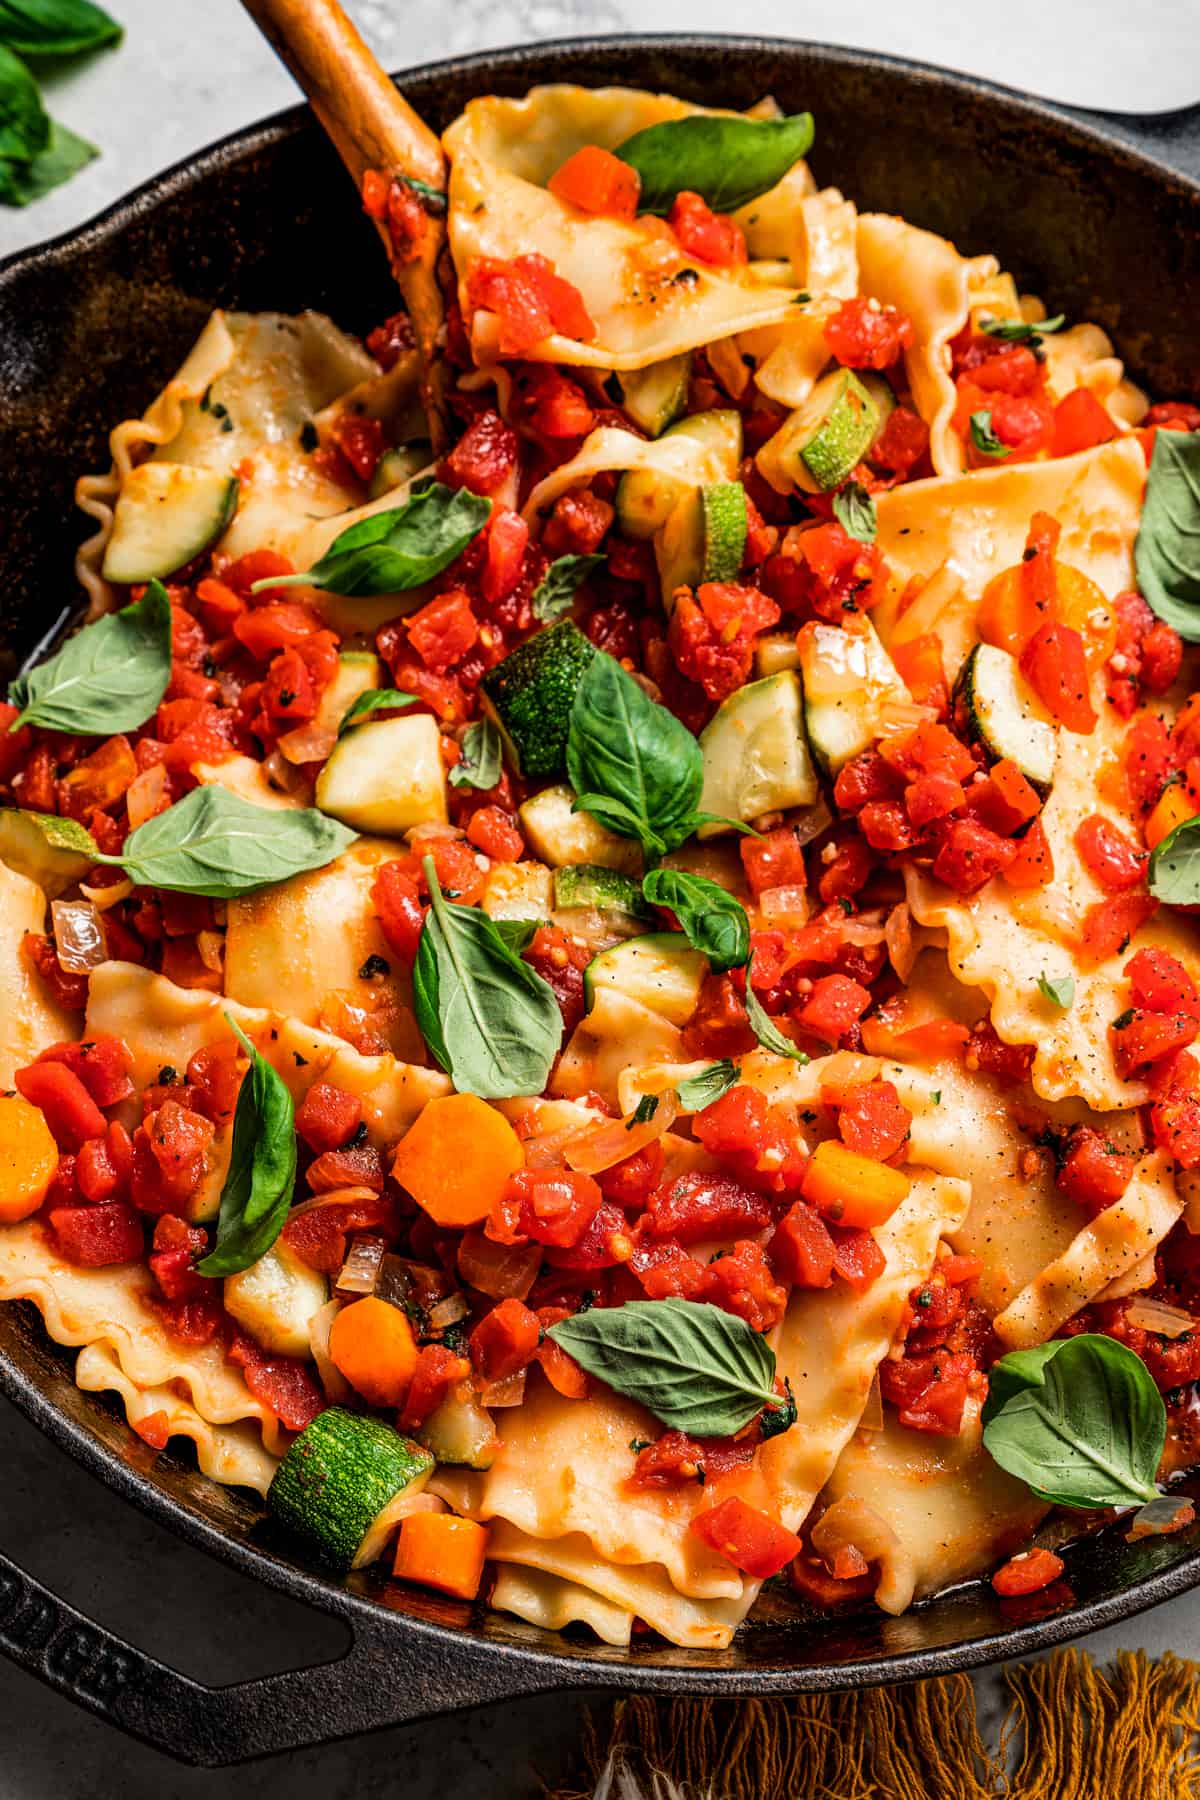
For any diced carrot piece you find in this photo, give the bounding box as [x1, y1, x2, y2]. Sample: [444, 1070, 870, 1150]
[391, 1094, 525, 1228]
[0, 1093, 60, 1222]
[328, 1295, 420, 1407]
[393, 1513, 489, 1600]
[800, 1138, 910, 1227]
[1145, 783, 1198, 851]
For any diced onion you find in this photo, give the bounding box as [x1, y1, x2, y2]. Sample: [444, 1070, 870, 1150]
[885, 903, 917, 983]
[838, 914, 887, 946]
[197, 930, 225, 975]
[51, 899, 106, 973]
[125, 762, 171, 831]
[789, 797, 832, 848]
[427, 1292, 470, 1331]
[878, 699, 937, 737]
[457, 1233, 542, 1300]
[707, 335, 751, 400]
[80, 877, 133, 912]
[563, 1089, 679, 1174]
[335, 1233, 388, 1295]
[478, 1369, 527, 1408]
[811, 1494, 898, 1566]
[262, 747, 313, 799]
[523, 1125, 585, 1170]
[859, 1373, 884, 1433]
[1126, 1297, 1196, 1339]
[405, 821, 465, 845]
[760, 884, 809, 927]
[308, 1299, 353, 1404]
[277, 717, 339, 766]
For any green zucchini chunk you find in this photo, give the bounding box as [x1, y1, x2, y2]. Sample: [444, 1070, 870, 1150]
[480, 620, 596, 779]
[102, 463, 238, 583]
[267, 1407, 433, 1571]
[955, 642, 1058, 793]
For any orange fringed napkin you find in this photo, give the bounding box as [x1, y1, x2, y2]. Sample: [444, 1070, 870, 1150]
[547, 1650, 1200, 1799]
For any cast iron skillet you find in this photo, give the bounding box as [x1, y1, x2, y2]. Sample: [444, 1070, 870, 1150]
[1, 34, 1199, 1768]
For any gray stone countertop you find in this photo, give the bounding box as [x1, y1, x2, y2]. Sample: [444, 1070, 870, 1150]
[1, 1, 1199, 1792]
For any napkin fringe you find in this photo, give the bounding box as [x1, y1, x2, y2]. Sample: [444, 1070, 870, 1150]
[547, 1650, 1200, 1799]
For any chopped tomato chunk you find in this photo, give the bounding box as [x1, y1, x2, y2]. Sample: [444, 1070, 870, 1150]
[992, 1548, 1064, 1597]
[667, 191, 747, 267]
[50, 1201, 143, 1267]
[14, 1061, 106, 1151]
[825, 296, 913, 370]
[1052, 388, 1117, 457]
[469, 1297, 541, 1382]
[1075, 815, 1147, 892]
[548, 145, 640, 219]
[466, 253, 595, 354]
[832, 1081, 912, 1161]
[690, 1496, 803, 1579]
[1019, 623, 1097, 734]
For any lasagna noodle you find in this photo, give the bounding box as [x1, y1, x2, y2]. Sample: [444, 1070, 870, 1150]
[444, 87, 801, 371]
[0, 861, 73, 1085]
[488, 1564, 635, 1648]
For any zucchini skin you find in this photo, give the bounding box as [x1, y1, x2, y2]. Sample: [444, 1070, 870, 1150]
[480, 620, 596, 779]
[267, 1407, 432, 1571]
[953, 642, 1057, 795]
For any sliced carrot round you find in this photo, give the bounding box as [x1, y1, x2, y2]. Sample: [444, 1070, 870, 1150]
[392, 1093, 524, 1228]
[329, 1296, 420, 1407]
[0, 1093, 60, 1223]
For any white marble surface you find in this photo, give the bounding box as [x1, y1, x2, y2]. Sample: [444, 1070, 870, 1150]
[1, 1, 1200, 1792]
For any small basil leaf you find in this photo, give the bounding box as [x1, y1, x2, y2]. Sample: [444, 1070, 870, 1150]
[449, 717, 503, 790]
[1148, 813, 1200, 904]
[745, 983, 808, 1063]
[402, 174, 447, 214]
[641, 866, 750, 973]
[532, 553, 605, 623]
[1037, 972, 1075, 1009]
[567, 650, 703, 857]
[630, 1093, 659, 1126]
[111, 786, 357, 897]
[758, 1377, 796, 1440]
[8, 581, 172, 733]
[337, 688, 416, 736]
[980, 313, 1066, 343]
[412, 856, 562, 1099]
[0, 114, 95, 204]
[547, 1297, 778, 1436]
[490, 917, 539, 955]
[614, 112, 815, 217]
[196, 1018, 296, 1277]
[0, 40, 46, 162]
[1134, 429, 1200, 642]
[831, 480, 877, 544]
[0, 0, 121, 55]
[969, 410, 1010, 459]
[981, 1333, 1164, 1509]
[261, 483, 490, 598]
[675, 1059, 739, 1112]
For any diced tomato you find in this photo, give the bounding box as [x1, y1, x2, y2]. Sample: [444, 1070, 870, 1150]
[1125, 716, 1176, 816]
[295, 1082, 363, 1154]
[77, 1122, 133, 1202]
[833, 750, 902, 815]
[869, 404, 929, 477]
[35, 1036, 133, 1108]
[50, 1202, 143, 1267]
[533, 1305, 592, 1399]
[183, 1042, 242, 1126]
[130, 1100, 216, 1214]
[1053, 388, 1117, 457]
[829, 1224, 886, 1291]
[825, 296, 913, 370]
[371, 861, 425, 964]
[740, 824, 810, 898]
[818, 835, 877, 903]
[542, 1201, 632, 1271]
[469, 1297, 541, 1382]
[701, 1239, 787, 1331]
[992, 1548, 1064, 1597]
[644, 1171, 774, 1243]
[668, 582, 781, 702]
[361, 169, 430, 265]
[691, 1496, 803, 1579]
[795, 973, 871, 1045]
[905, 769, 965, 827]
[594, 1141, 664, 1211]
[1019, 623, 1097, 734]
[667, 191, 747, 267]
[439, 408, 519, 496]
[1145, 402, 1200, 431]
[280, 1191, 393, 1272]
[629, 1238, 707, 1301]
[931, 817, 1017, 894]
[1055, 1125, 1135, 1216]
[1075, 892, 1158, 965]
[1126, 947, 1200, 1018]
[466, 253, 595, 354]
[406, 589, 479, 674]
[233, 600, 321, 660]
[227, 1331, 324, 1431]
[14, 1061, 107, 1151]
[692, 1084, 808, 1193]
[968, 761, 1043, 836]
[963, 1021, 1035, 1085]
[884, 1348, 975, 1435]
[1075, 815, 1147, 892]
[548, 144, 641, 219]
[522, 922, 590, 1036]
[490, 1167, 602, 1249]
[770, 1202, 835, 1287]
[131, 1411, 171, 1451]
[1112, 1008, 1199, 1080]
[305, 1142, 385, 1195]
[328, 412, 385, 484]
[364, 309, 415, 371]
[398, 1345, 471, 1431]
[466, 805, 523, 861]
[832, 1081, 912, 1160]
[480, 508, 530, 603]
[22, 933, 89, 1012]
[542, 489, 613, 558]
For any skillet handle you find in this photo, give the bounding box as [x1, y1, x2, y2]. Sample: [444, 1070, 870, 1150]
[0, 1548, 566, 1765]
[1057, 99, 1200, 184]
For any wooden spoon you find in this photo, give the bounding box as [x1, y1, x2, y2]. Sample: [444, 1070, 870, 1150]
[239, 0, 450, 449]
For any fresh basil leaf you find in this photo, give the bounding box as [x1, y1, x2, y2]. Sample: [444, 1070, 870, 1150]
[969, 410, 1009, 459]
[532, 553, 605, 624]
[196, 1019, 296, 1277]
[337, 688, 416, 736]
[261, 483, 490, 598]
[402, 174, 447, 214]
[547, 1297, 778, 1436]
[831, 480, 877, 544]
[0, 41, 46, 162]
[1037, 972, 1075, 1009]
[758, 1377, 796, 1440]
[567, 651, 703, 858]
[110, 786, 357, 897]
[1148, 813, 1200, 904]
[614, 112, 815, 217]
[745, 983, 808, 1063]
[675, 1059, 739, 1112]
[449, 717, 502, 791]
[0, 114, 94, 204]
[413, 856, 562, 1099]
[490, 917, 539, 955]
[981, 1333, 1164, 1509]
[630, 1093, 659, 1126]
[0, 0, 120, 54]
[1134, 429, 1200, 641]
[641, 867, 749, 973]
[8, 581, 171, 733]
[980, 313, 1065, 344]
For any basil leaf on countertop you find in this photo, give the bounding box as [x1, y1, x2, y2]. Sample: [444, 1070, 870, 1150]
[8, 580, 172, 734]
[196, 1018, 296, 1278]
[337, 688, 417, 736]
[642, 866, 750, 973]
[969, 410, 1010, 459]
[1134, 428, 1200, 642]
[548, 1297, 783, 1437]
[0, 39, 46, 162]
[567, 650, 703, 859]
[449, 716, 503, 790]
[258, 483, 490, 599]
[107, 785, 357, 897]
[745, 982, 809, 1063]
[675, 1059, 739, 1112]
[0, 0, 121, 55]
[615, 111, 815, 217]
[532, 553, 605, 623]
[1037, 972, 1075, 1009]
[980, 313, 1065, 344]
[0, 115, 95, 204]
[1148, 812, 1200, 905]
[831, 480, 877, 544]
[982, 1333, 1164, 1509]
[412, 856, 562, 1100]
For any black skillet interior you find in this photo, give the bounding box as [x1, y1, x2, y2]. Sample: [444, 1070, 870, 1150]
[2, 34, 1200, 1764]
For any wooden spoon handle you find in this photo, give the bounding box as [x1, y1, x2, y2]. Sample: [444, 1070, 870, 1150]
[239, 0, 450, 448]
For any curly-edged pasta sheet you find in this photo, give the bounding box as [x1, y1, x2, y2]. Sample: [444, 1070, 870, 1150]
[444, 88, 801, 370]
[489, 1565, 635, 1647]
[856, 214, 997, 477]
[793, 189, 858, 299]
[552, 989, 684, 1108]
[0, 862, 73, 1085]
[821, 1409, 1047, 1614]
[739, 304, 835, 413]
[521, 424, 734, 527]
